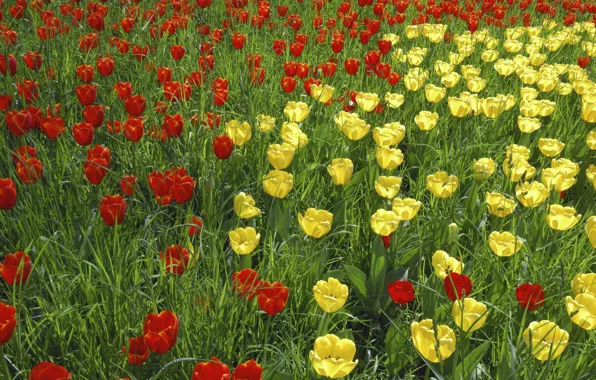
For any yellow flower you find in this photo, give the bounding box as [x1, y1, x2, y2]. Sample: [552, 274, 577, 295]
[516, 181, 548, 208]
[488, 231, 523, 257]
[485, 192, 516, 217]
[382, 33, 400, 45]
[309, 334, 358, 379]
[392, 48, 407, 63]
[284, 101, 310, 123]
[556, 82, 573, 96]
[405, 25, 421, 39]
[518, 67, 538, 85]
[424, 84, 447, 103]
[520, 87, 539, 102]
[586, 130, 596, 150]
[473, 158, 496, 180]
[256, 114, 275, 132]
[299, 208, 333, 238]
[375, 147, 404, 170]
[517, 116, 542, 133]
[582, 94, 596, 123]
[434, 60, 454, 77]
[538, 138, 565, 157]
[448, 97, 472, 118]
[565, 293, 596, 330]
[452, 298, 488, 332]
[536, 73, 559, 92]
[571, 273, 596, 296]
[504, 39, 523, 53]
[407, 47, 427, 66]
[541, 168, 572, 192]
[313, 277, 349, 313]
[327, 158, 354, 186]
[334, 112, 370, 141]
[494, 59, 516, 76]
[481, 97, 507, 118]
[426, 172, 459, 198]
[229, 227, 260, 255]
[370, 209, 400, 235]
[267, 143, 295, 170]
[384, 93, 405, 108]
[383, 122, 406, 144]
[225, 120, 252, 146]
[281, 122, 308, 149]
[441, 72, 461, 88]
[355, 92, 380, 112]
[546, 205, 581, 231]
[310, 84, 335, 103]
[519, 100, 542, 117]
[503, 159, 536, 182]
[404, 73, 424, 91]
[467, 77, 487, 93]
[432, 250, 463, 279]
[538, 100, 556, 117]
[585, 216, 596, 248]
[529, 51, 546, 66]
[523, 320, 569, 361]
[449, 52, 465, 65]
[233, 192, 261, 219]
[373, 127, 400, 147]
[262, 170, 294, 198]
[587, 165, 596, 190]
[374, 176, 402, 199]
[415, 111, 439, 131]
[392, 198, 422, 221]
[461, 65, 481, 80]
[481, 49, 499, 62]
[411, 319, 456, 363]
[460, 92, 481, 114]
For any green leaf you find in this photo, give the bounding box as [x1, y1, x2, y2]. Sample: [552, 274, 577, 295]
[385, 320, 414, 374]
[343, 264, 367, 299]
[322, 270, 346, 281]
[453, 341, 491, 379]
[366, 235, 388, 301]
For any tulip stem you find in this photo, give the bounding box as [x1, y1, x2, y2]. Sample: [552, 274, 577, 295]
[316, 313, 331, 337]
[262, 315, 272, 362]
[241, 254, 252, 269]
[0, 346, 10, 380]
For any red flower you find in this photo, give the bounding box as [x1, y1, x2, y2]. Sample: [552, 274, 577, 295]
[17, 80, 39, 103]
[281, 77, 297, 93]
[125, 94, 146, 117]
[289, 42, 304, 57]
[6, 109, 32, 136]
[11, 146, 37, 164]
[75, 84, 97, 106]
[99, 195, 127, 226]
[0, 251, 31, 285]
[444, 273, 472, 301]
[84, 156, 108, 185]
[148, 171, 174, 197]
[202, 112, 221, 129]
[213, 135, 234, 159]
[16, 158, 43, 184]
[29, 362, 72, 380]
[171, 175, 195, 203]
[387, 280, 415, 305]
[123, 336, 150, 366]
[82, 105, 105, 128]
[257, 281, 289, 315]
[160, 245, 190, 275]
[123, 117, 144, 142]
[0, 95, 12, 111]
[0, 301, 17, 345]
[303, 78, 320, 95]
[246, 54, 262, 70]
[578, 57, 591, 69]
[232, 359, 263, 380]
[197, 0, 212, 8]
[387, 72, 401, 86]
[277, 5, 288, 17]
[516, 283, 545, 311]
[23, 51, 43, 70]
[40, 117, 67, 139]
[0, 178, 18, 210]
[97, 56, 115, 76]
[0, 54, 17, 76]
[296, 63, 309, 79]
[163, 114, 184, 138]
[72, 122, 94, 146]
[170, 45, 186, 60]
[157, 67, 173, 84]
[120, 175, 138, 197]
[163, 81, 192, 102]
[189, 217, 203, 237]
[272, 39, 286, 55]
[192, 357, 230, 380]
[250, 67, 265, 85]
[232, 33, 247, 49]
[132, 45, 149, 60]
[114, 82, 133, 100]
[344, 58, 360, 75]
[143, 310, 179, 354]
[232, 269, 263, 300]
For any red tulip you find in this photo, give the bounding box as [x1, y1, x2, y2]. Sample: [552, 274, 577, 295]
[40, 117, 67, 139]
[232, 269, 263, 301]
[378, 39, 392, 55]
[444, 273, 472, 301]
[1, 178, 18, 210]
[87, 145, 111, 165]
[387, 72, 401, 86]
[29, 362, 72, 380]
[257, 281, 289, 315]
[303, 78, 320, 95]
[359, 30, 371, 44]
[295, 63, 309, 79]
[99, 195, 127, 226]
[272, 39, 286, 55]
[283, 62, 297, 77]
[123, 336, 150, 366]
[96, 56, 114, 76]
[119, 175, 137, 197]
[0, 251, 31, 285]
[0, 95, 12, 111]
[289, 42, 304, 57]
[84, 158, 108, 185]
[160, 245, 190, 275]
[170, 45, 186, 60]
[27, 106, 43, 128]
[250, 67, 265, 85]
[23, 51, 43, 70]
[516, 283, 545, 311]
[364, 50, 381, 66]
[6, 109, 32, 136]
[163, 114, 184, 138]
[192, 357, 230, 380]
[376, 62, 391, 79]
[287, 14, 302, 31]
[171, 175, 195, 203]
[72, 122, 94, 146]
[157, 67, 173, 84]
[125, 94, 146, 117]
[132, 45, 149, 60]
[82, 105, 105, 128]
[17, 80, 39, 103]
[232, 359, 263, 380]
[344, 58, 360, 75]
[197, 0, 212, 8]
[75, 84, 97, 106]
[578, 57, 590, 69]
[213, 135, 234, 159]
[281, 77, 297, 93]
[246, 54, 262, 70]
[0, 54, 17, 76]
[148, 171, 173, 197]
[143, 310, 179, 354]
[277, 5, 288, 17]
[387, 280, 415, 305]
[16, 158, 43, 184]
[11, 146, 36, 165]
[114, 82, 133, 100]
[0, 301, 17, 345]
[201, 112, 221, 129]
[188, 217, 203, 237]
[163, 81, 192, 102]
[232, 33, 247, 49]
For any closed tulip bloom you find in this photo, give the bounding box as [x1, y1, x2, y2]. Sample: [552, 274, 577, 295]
[432, 250, 463, 279]
[448, 97, 472, 118]
[538, 100, 556, 117]
[519, 100, 542, 117]
[225, 120, 252, 146]
[284, 101, 310, 123]
[310, 84, 334, 103]
[426, 172, 459, 198]
[0, 301, 17, 345]
[143, 310, 179, 354]
[355, 92, 380, 112]
[375, 147, 404, 170]
[415, 111, 439, 131]
[263, 170, 294, 198]
[441, 72, 461, 88]
[383, 122, 406, 144]
[538, 138, 565, 157]
[257, 281, 289, 315]
[486, 192, 516, 217]
[541, 168, 570, 192]
[404, 73, 424, 91]
[299, 209, 333, 238]
[571, 273, 596, 296]
[516, 181, 548, 208]
[481, 97, 507, 118]
[488, 231, 523, 257]
[586, 217, 596, 248]
[370, 209, 400, 235]
[229, 227, 260, 255]
[565, 293, 596, 330]
[29, 362, 72, 380]
[424, 84, 447, 103]
[411, 319, 456, 363]
[0, 251, 32, 285]
[99, 195, 127, 226]
[517, 116, 542, 133]
[461, 65, 481, 80]
[309, 334, 358, 378]
[334, 112, 370, 141]
[473, 158, 495, 180]
[434, 60, 454, 77]
[494, 59, 516, 76]
[481, 49, 499, 62]
[313, 277, 348, 313]
[384, 93, 405, 108]
[581, 93, 596, 123]
[327, 159, 354, 186]
[452, 298, 488, 332]
[587, 165, 596, 190]
[374, 176, 402, 199]
[281, 122, 309, 149]
[256, 114, 275, 132]
[192, 357, 230, 380]
[267, 143, 295, 170]
[466, 77, 486, 93]
[233, 192, 261, 219]
[392, 198, 422, 221]
[546, 205, 581, 231]
[373, 127, 400, 147]
[523, 320, 568, 361]
[504, 159, 536, 182]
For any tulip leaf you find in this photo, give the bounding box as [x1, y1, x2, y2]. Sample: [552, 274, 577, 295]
[344, 168, 366, 196]
[367, 235, 387, 301]
[322, 270, 346, 281]
[343, 264, 367, 299]
[453, 341, 491, 379]
[385, 320, 415, 374]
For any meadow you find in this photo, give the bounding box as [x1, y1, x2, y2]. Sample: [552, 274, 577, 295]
[0, 0, 596, 379]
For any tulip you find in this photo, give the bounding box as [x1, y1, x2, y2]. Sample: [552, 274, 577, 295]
[298, 209, 333, 238]
[481, 97, 507, 118]
[99, 195, 127, 226]
[441, 72, 461, 88]
[392, 198, 422, 221]
[538, 138, 565, 157]
[225, 120, 252, 146]
[517, 116, 542, 133]
[373, 127, 401, 147]
[143, 310, 178, 354]
[448, 97, 472, 118]
[516, 181, 548, 208]
[310, 84, 334, 103]
[424, 84, 446, 103]
[29, 363, 72, 380]
[267, 143, 295, 170]
[192, 358, 230, 379]
[263, 170, 293, 198]
[284, 101, 310, 123]
[571, 273, 596, 296]
[0, 251, 32, 285]
[432, 250, 463, 279]
[233, 192, 260, 219]
[516, 283, 545, 310]
[426, 172, 459, 198]
[256, 114, 275, 132]
[415, 111, 439, 131]
[488, 231, 523, 257]
[582, 94, 596, 123]
[213, 135, 234, 159]
[375, 147, 404, 170]
[485, 192, 516, 218]
[0, 301, 17, 345]
[586, 131, 596, 150]
[473, 158, 495, 180]
[374, 176, 402, 199]
[384, 93, 405, 108]
[313, 277, 348, 313]
[355, 92, 380, 112]
[383, 122, 406, 144]
[504, 159, 536, 183]
[370, 209, 400, 236]
[327, 159, 354, 186]
[229, 227, 260, 255]
[546, 205, 581, 231]
[335, 112, 370, 141]
[588, 165, 596, 190]
[16, 158, 43, 184]
[523, 320, 568, 361]
[586, 217, 596, 249]
[452, 298, 488, 332]
[411, 319, 456, 363]
[232, 359, 263, 378]
[387, 280, 415, 305]
[281, 122, 308, 149]
[309, 334, 358, 378]
[257, 281, 288, 315]
[160, 245, 190, 276]
[565, 293, 596, 330]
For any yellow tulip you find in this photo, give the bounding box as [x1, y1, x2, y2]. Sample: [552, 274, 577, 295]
[426, 172, 459, 198]
[310, 84, 335, 103]
[449, 52, 465, 65]
[538, 100, 556, 117]
[229, 227, 260, 255]
[415, 111, 439, 131]
[565, 293, 596, 330]
[460, 92, 481, 114]
[467, 77, 487, 93]
[327, 158, 354, 186]
[447, 97, 472, 118]
[256, 114, 275, 132]
[355, 92, 380, 112]
[458, 44, 475, 57]
[441, 72, 461, 88]
[284, 101, 310, 123]
[407, 47, 427, 66]
[573, 79, 594, 95]
[494, 59, 516, 76]
[411, 319, 456, 363]
[556, 82, 573, 96]
[373, 127, 400, 147]
[233, 192, 261, 219]
[424, 84, 447, 103]
[536, 73, 559, 92]
[382, 33, 400, 46]
[405, 25, 421, 39]
[262, 170, 294, 198]
[520, 87, 539, 102]
[517, 116, 542, 133]
[281, 122, 308, 149]
[481, 49, 499, 62]
[516, 181, 548, 208]
[481, 97, 507, 118]
[538, 138, 565, 157]
[334, 112, 370, 141]
[473, 158, 496, 180]
[461, 65, 481, 80]
[313, 277, 349, 313]
[374, 176, 402, 199]
[392, 198, 422, 221]
[519, 100, 542, 117]
[587, 165, 596, 190]
[432, 250, 463, 279]
[298, 208, 333, 238]
[546, 204, 581, 231]
[384, 93, 405, 108]
[225, 120, 252, 146]
[571, 273, 596, 296]
[523, 320, 569, 361]
[504, 39, 523, 53]
[541, 168, 573, 192]
[309, 334, 358, 379]
[586, 130, 596, 150]
[452, 298, 488, 332]
[434, 60, 454, 77]
[383, 122, 406, 144]
[370, 209, 400, 235]
[375, 147, 404, 170]
[488, 231, 523, 257]
[404, 73, 424, 91]
[582, 94, 596, 123]
[267, 143, 295, 170]
[529, 51, 546, 66]
[486, 192, 516, 217]
[391, 48, 407, 63]
[503, 159, 536, 182]
[585, 216, 596, 248]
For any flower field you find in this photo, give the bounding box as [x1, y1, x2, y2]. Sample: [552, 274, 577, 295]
[1, 0, 596, 379]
